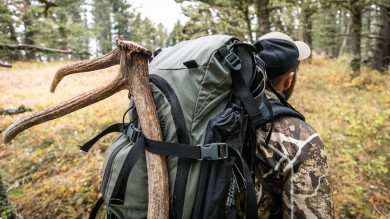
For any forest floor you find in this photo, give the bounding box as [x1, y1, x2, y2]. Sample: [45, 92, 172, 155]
[0, 59, 389, 218]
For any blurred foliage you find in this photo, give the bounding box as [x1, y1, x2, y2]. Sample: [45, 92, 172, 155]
[291, 58, 389, 218]
[0, 0, 389, 218]
[0, 175, 14, 219]
[0, 58, 389, 218]
[0, 0, 171, 61]
[1, 0, 389, 72]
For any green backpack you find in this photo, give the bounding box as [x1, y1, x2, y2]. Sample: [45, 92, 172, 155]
[81, 35, 272, 219]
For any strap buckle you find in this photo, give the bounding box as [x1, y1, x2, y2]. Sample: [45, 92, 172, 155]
[198, 143, 228, 160]
[127, 124, 141, 143]
[225, 52, 241, 71]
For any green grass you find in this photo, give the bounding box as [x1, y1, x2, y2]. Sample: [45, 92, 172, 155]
[0, 59, 389, 218]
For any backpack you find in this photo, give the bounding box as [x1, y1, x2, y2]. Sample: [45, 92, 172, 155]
[79, 34, 302, 219]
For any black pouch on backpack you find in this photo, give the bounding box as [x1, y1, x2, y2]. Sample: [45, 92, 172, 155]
[191, 97, 249, 219]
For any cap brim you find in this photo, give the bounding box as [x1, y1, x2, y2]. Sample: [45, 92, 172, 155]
[295, 41, 311, 60]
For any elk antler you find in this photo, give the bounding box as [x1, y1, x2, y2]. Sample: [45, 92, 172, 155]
[50, 48, 121, 93]
[3, 39, 169, 219]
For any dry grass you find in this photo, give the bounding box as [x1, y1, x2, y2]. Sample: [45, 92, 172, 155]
[1, 61, 128, 218]
[0, 59, 389, 218]
[293, 59, 389, 219]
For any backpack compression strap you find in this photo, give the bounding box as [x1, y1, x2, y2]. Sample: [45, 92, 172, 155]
[217, 44, 263, 219]
[79, 123, 127, 152]
[143, 137, 228, 160]
[143, 135, 257, 218]
[218, 46, 263, 127]
[86, 122, 146, 218]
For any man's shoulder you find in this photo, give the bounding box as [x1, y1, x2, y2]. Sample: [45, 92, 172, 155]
[259, 90, 323, 151]
[279, 114, 315, 130]
[268, 115, 318, 140]
[256, 115, 325, 170]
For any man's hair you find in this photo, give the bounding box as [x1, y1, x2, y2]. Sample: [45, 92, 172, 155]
[269, 62, 300, 87]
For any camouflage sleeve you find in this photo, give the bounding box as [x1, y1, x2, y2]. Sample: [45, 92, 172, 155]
[255, 117, 334, 219]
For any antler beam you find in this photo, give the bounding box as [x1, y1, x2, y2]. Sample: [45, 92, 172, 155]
[3, 39, 169, 219]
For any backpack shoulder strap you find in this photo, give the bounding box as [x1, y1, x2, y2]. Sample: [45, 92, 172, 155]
[255, 96, 305, 129]
[269, 100, 305, 122]
[217, 44, 268, 129]
[255, 97, 305, 190]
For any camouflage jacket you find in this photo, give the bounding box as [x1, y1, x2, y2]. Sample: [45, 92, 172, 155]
[255, 90, 334, 218]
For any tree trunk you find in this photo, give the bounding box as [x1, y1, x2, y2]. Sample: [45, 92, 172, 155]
[256, 0, 270, 39]
[242, 3, 254, 42]
[22, 21, 36, 61]
[93, 0, 113, 55]
[338, 22, 350, 58]
[6, 21, 21, 60]
[371, 6, 390, 73]
[7, 23, 18, 43]
[349, 0, 362, 77]
[301, 2, 313, 60]
[22, 1, 36, 61]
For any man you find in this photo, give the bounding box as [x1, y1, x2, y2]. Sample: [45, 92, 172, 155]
[254, 32, 334, 218]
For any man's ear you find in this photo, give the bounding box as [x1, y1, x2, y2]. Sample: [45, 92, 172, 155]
[283, 71, 295, 90]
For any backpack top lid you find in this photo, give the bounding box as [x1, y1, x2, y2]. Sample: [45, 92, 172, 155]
[150, 35, 238, 69]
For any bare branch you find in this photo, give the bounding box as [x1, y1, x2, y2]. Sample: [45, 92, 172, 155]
[0, 105, 32, 115]
[0, 43, 71, 54]
[0, 62, 12, 68]
[36, 0, 59, 17]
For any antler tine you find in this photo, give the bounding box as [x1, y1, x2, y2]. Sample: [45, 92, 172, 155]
[3, 74, 127, 144]
[3, 39, 150, 145]
[50, 48, 121, 93]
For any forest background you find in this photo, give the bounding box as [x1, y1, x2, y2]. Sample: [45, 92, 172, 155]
[0, 0, 389, 218]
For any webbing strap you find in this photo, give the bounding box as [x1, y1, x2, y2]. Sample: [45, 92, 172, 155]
[144, 137, 228, 161]
[144, 137, 200, 159]
[79, 123, 126, 152]
[106, 134, 230, 206]
[88, 197, 104, 219]
[230, 148, 258, 219]
[109, 135, 146, 204]
[217, 46, 265, 129]
[255, 96, 306, 142]
[217, 45, 263, 218]
[252, 93, 274, 145]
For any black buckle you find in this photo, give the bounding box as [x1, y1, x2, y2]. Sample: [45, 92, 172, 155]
[127, 124, 141, 143]
[198, 143, 228, 160]
[225, 52, 241, 71]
